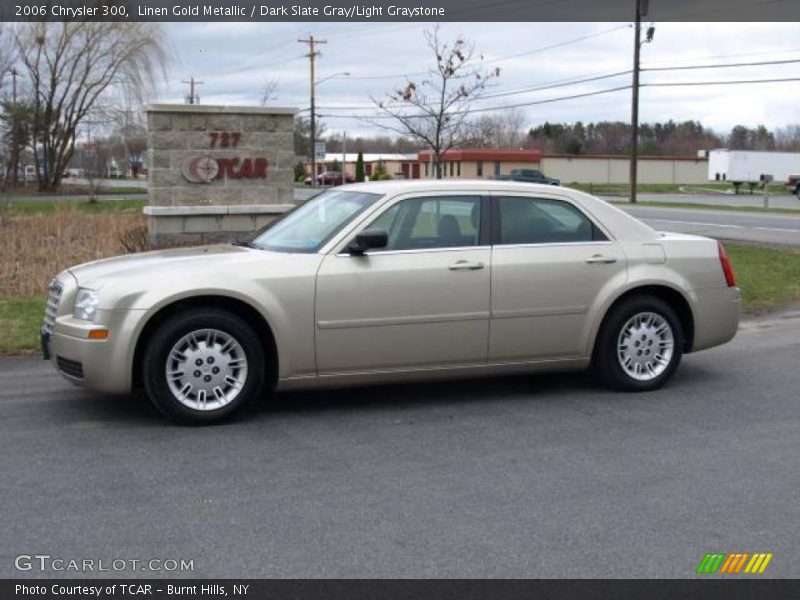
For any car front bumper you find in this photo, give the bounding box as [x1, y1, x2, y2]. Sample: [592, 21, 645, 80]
[44, 310, 144, 394]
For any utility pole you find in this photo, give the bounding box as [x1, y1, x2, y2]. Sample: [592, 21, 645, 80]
[9, 67, 19, 187]
[182, 76, 203, 104]
[629, 0, 644, 204]
[629, 0, 654, 204]
[298, 35, 326, 188]
[10, 67, 17, 104]
[342, 130, 346, 183]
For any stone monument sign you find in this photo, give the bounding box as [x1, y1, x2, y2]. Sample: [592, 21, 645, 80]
[145, 104, 297, 244]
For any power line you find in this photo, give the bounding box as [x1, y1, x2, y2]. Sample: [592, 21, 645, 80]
[643, 58, 800, 72]
[315, 71, 800, 122]
[643, 76, 800, 87]
[216, 53, 306, 78]
[480, 69, 632, 100]
[314, 69, 633, 111]
[643, 46, 800, 66]
[317, 85, 632, 120]
[319, 44, 800, 114]
[484, 24, 630, 65]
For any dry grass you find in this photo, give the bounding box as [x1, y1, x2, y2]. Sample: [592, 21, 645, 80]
[0, 207, 147, 296]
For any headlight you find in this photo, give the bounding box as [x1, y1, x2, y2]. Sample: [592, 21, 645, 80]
[73, 288, 100, 321]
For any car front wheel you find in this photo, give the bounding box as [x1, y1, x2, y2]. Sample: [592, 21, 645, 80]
[593, 295, 683, 392]
[142, 309, 266, 424]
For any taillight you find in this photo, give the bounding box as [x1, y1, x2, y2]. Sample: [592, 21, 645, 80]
[718, 242, 736, 287]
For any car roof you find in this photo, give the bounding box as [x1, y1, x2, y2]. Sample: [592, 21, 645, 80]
[337, 179, 563, 195]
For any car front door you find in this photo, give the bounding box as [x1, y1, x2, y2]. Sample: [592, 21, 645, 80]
[315, 194, 491, 375]
[489, 194, 627, 362]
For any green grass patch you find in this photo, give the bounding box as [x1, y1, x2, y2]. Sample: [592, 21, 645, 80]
[0, 184, 145, 197]
[3, 198, 147, 215]
[727, 244, 800, 311]
[0, 295, 46, 353]
[569, 182, 735, 195]
[96, 186, 147, 195]
[610, 200, 800, 215]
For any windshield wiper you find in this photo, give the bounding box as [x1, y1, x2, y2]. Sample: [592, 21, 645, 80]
[231, 239, 258, 249]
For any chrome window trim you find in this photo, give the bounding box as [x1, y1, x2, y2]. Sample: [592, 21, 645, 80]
[336, 245, 492, 258]
[493, 240, 615, 250]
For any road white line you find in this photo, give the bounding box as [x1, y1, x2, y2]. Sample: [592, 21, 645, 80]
[644, 218, 800, 233]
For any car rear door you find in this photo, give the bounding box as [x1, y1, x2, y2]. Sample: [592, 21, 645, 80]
[489, 193, 627, 361]
[315, 193, 491, 375]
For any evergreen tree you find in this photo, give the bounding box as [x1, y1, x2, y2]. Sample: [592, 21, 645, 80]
[355, 152, 365, 182]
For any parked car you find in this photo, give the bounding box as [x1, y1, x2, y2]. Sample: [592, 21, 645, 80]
[304, 171, 355, 186]
[788, 175, 800, 199]
[42, 181, 740, 424]
[498, 168, 560, 186]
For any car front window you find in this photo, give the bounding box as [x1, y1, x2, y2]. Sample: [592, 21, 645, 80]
[364, 196, 481, 251]
[251, 190, 382, 253]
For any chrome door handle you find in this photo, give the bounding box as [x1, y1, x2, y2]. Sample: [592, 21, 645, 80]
[448, 260, 485, 271]
[585, 254, 617, 264]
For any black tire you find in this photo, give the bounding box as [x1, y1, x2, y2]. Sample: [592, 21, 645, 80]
[142, 308, 266, 424]
[593, 295, 683, 392]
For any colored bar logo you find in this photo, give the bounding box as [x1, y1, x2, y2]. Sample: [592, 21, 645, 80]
[696, 552, 773, 574]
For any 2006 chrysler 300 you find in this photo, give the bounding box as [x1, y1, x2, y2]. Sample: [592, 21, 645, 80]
[42, 181, 740, 423]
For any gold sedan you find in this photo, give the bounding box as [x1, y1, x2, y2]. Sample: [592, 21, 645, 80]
[42, 181, 740, 424]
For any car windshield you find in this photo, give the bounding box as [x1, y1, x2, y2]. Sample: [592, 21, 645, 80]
[250, 189, 382, 253]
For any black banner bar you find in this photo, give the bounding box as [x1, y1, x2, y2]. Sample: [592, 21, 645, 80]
[3, 580, 800, 600]
[3, 0, 800, 22]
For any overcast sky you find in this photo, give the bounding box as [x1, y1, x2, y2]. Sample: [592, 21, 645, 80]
[154, 21, 800, 138]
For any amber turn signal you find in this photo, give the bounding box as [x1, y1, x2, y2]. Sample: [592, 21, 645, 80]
[88, 329, 109, 340]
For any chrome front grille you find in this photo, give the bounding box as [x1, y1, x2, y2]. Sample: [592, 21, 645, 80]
[43, 279, 63, 334]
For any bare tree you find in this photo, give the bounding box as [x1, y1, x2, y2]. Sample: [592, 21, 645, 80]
[260, 79, 279, 106]
[0, 23, 22, 189]
[473, 108, 526, 149]
[14, 21, 167, 192]
[371, 26, 499, 178]
[774, 125, 800, 152]
[0, 24, 17, 96]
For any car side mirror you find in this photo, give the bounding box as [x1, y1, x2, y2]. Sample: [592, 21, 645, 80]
[347, 229, 388, 255]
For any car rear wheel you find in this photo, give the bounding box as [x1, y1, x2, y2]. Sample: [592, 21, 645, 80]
[142, 309, 266, 424]
[593, 295, 683, 391]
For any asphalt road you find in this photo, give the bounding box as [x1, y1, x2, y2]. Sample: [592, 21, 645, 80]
[620, 205, 800, 246]
[1, 313, 799, 579]
[602, 192, 800, 211]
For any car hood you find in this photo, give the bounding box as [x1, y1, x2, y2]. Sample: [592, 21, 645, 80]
[68, 244, 266, 288]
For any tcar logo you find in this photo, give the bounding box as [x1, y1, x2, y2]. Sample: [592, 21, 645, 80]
[182, 156, 219, 183]
[696, 552, 773, 574]
[182, 155, 269, 184]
